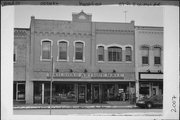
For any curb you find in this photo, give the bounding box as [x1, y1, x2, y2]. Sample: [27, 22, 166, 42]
[13, 105, 138, 110]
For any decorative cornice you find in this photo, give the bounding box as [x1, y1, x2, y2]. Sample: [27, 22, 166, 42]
[14, 29, 29, 37]
[34, 31, 92, 37]
[138, 30, 163, 34]
[96, 29, 134, 35]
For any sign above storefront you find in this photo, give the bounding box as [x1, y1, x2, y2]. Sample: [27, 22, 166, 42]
[140, 73, 163, 80]
[47, 72, 124, 79]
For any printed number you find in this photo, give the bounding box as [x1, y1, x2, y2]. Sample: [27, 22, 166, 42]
[171, 95, 176, 112]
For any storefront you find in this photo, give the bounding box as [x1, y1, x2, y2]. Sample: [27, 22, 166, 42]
[33, 72, 136, 104]
[139, 72, 163, 99]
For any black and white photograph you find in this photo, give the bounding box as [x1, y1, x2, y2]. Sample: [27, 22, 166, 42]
[1, 1, 179, 120]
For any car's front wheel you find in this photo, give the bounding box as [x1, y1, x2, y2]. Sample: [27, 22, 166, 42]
[146, 102, 152, 109]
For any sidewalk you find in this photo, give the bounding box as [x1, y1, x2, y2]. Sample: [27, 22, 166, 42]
[13, 101, 137, 109]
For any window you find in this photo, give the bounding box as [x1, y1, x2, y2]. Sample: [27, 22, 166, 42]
[141, 46, 149, 65]
[13, 82, 25, 101]
[125, 47, 132, 61]
[154, 47, 161, 65]
[13, 46, 17, 62]
[58, 41, 67, 60]
[108, 47, 122, 61]
[41, 40, 51, 60]
[75, 42, 84, 60]
[98, 46, 104, 61]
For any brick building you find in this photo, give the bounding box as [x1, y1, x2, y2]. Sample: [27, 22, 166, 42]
[135, 26, 163, 100]
[13, 11, 163, 104]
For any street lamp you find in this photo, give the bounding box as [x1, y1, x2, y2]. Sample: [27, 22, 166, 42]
[50, 57, 54, 115]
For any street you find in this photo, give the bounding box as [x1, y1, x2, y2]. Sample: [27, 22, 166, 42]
[14, 108, 162, 116]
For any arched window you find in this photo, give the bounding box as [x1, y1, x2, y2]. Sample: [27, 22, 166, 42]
[108, 46, 122, 61]
[98, 46, 104, 61]
[141, 46, 149, 65]
[41, 40, 52, 60]
[153, 47, 161, 65]
[75, 42, 84, 60]
[125, 47, 132, 61]
[58, 41, 68, 60]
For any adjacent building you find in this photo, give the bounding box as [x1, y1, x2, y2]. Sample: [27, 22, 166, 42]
[13, 11, 163, 104]
[135, 26, 163, 100]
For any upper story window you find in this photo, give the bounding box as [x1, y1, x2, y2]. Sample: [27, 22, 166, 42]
[75, 42, 84, 61]
[125, 47, 132, 62]
[153, 46, 161, 65]
[14, 46, 17, 63]
[41, 40, 52, 60]
[141, 46, 149, 65]
[98, 46, 104, 61]
[58, 41, 68, 60]
[108, 46, 122, 61]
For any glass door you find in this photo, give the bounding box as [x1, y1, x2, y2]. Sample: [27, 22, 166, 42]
[78, 85, 86, 103]
[17, 83, 25, 101]
[93, 85, 99, 103]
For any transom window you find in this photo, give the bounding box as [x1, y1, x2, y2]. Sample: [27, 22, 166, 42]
[58, 41, 67, 60]
[125, 47, 132, 61]
[41, 40, 51, 60]
[108, 46, 122, 61]
[141, 46, 149, 65]
[98, 46, 104, 61]
[154, 47, 161, 65]
[75, 42, 83, 60]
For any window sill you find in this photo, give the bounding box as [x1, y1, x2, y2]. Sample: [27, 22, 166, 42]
[108, 61, 123, 63]
[73, 60, 85, 62]
[57, 59, 69, 62]
[125, 61, 132, 63]
[97, 61, 105, 63]
[40, 59, 52, 62]
[142, 64, 149, 66]
[154, 64, 161, 67]
[15, 99, 25, 101]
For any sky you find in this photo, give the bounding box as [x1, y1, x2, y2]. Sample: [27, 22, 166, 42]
[14, 5, 163, 28]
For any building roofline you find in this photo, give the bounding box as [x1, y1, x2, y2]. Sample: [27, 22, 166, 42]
[135, 26, 163, 29]
[33, 18, 135, 25]
[14, 28, 30, 30]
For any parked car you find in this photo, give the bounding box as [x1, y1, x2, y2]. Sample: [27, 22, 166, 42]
[136, 95, 163, 108]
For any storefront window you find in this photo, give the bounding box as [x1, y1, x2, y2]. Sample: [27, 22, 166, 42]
[54, 83, 76, 102]
[140, 87, 149, 96]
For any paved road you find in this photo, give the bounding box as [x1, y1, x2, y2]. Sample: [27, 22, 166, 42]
[14, 108, 162, 116]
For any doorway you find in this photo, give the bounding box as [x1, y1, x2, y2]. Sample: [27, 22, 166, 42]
[152, 86, 159, 96]
[92, 85, 100, 103]
[78, 85, 86, 103]
[16, 83, 25, 101]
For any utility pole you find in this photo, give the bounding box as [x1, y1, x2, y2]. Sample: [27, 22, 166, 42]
[124, 10, 127, 22]
[50, 57, 54, 115]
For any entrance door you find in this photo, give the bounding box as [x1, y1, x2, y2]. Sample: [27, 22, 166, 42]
[17, 83, 25, 101]
[152, 86, 159, 96]
[93, 85, 100, 103]
[78, 85, 86, 103]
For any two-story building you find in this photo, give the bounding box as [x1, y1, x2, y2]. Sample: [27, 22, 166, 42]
[13, 11, 163, 105]
[135, 26, 163, 100]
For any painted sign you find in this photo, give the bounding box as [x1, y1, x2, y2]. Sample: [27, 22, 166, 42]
[140, 73, 163, 80]
[47, 72, 124, 79]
